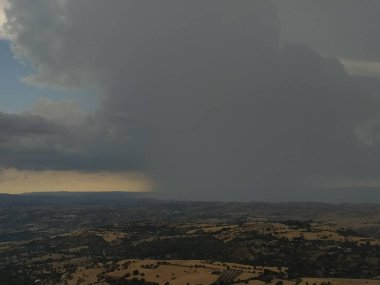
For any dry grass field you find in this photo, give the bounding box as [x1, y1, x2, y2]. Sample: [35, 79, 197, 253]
[62, 259, 285, 285]
[60, 258, 380, 285]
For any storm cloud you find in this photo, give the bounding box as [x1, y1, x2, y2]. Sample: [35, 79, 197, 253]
[2, 0, 380, 200]
[275, 0, 380, 61]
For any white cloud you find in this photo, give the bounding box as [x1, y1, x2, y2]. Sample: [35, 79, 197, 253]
[341, 59, 380, 78]
[0, 0, 8, 39]
[28, 97, 86, 127]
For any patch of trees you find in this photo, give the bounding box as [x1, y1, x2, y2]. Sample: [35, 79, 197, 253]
[0, 268, 34, 285]
[280, 220, 312, 231]
[127, 237, 231, 260]
[106, 277, 159, 285]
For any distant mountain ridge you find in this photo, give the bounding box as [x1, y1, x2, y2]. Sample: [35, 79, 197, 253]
[0, 191, 158, 207]
[1, 186, 380, 207]
[21, 191, 149, 198]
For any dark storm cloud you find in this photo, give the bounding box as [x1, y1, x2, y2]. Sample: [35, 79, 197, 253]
[0, 111, 66, 169]
[274, 0, 380, 61]
[0, 112, 58, 135]
[0, 103, 142, 171]
[3, 0, 380, 200]
[145, 44, 377, 200]
[0, 112, 143, 171]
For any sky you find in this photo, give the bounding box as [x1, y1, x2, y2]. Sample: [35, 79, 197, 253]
[0, 40, 97, 113]
[1, 0, 380, 201]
